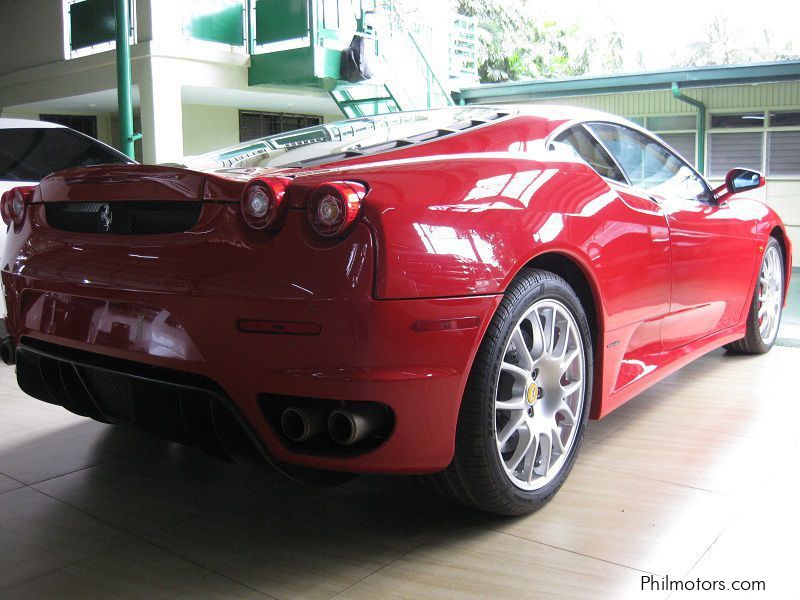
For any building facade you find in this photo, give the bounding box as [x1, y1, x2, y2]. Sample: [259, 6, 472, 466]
[0, 0, 468, 163]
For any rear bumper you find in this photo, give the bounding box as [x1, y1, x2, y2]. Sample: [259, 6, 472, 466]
[1, 202, 502, 473]
[2, 273, 500, 473]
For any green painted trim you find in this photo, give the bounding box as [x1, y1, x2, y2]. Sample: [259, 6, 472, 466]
[671, 82, 706, 173]
[114, 0, 136, 159]
[248, 46, 340, 86]
[246, 0, 255, 55]
[457, 61, 800, 102]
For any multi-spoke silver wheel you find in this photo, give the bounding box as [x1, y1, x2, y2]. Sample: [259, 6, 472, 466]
[757, 245, 783, 345]
[428, 269, 591, 515]
[495, 299, 585, 491]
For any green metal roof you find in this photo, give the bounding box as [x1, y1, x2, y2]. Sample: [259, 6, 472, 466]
[456, 60, 800, 103]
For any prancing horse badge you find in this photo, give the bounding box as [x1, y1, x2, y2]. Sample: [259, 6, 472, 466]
[99, 204, 112, 232]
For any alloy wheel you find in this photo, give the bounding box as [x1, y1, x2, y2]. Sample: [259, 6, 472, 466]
[757, 245, 783, 345]
[494, 299, 585, 491]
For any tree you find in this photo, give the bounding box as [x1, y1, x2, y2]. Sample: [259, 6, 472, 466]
[680, 13, 798, 67]
[456, 0, 624, 82]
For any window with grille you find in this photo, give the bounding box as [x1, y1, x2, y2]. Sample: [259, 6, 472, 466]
[40, 115, 98, 138]
[707, 132, 763, 178]
[659, 132, 696, 167]
[631, 115, 697, 168]
[239, 111, 323, 142]
[767, 131, 800, 176]
[708, 110, 800, 178]
[64, 0, 135, 59]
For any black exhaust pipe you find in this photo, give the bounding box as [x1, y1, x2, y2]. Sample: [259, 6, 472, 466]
[280, 405, 326, 443]
[328, 404, 389, 446]
[0, 336, 15, 366]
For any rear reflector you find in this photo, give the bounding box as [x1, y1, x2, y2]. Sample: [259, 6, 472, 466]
[237, 319, 321, 336]
[411, 316, 481, 332]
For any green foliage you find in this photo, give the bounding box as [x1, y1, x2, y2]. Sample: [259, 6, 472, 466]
[680, 14, 798, 67]
[457, 0, 623, 82]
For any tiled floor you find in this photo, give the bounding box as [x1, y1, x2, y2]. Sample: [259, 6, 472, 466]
[0, 302, 798, 598]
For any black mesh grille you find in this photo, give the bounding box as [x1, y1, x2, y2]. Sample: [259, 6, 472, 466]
[80, 367, 134, 422]
[14, 339, 259, 462]
[45, 201, 202, 234]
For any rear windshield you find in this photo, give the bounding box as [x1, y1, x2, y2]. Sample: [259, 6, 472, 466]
[0, 128, 129, 182]
[188, 107, 509, 171]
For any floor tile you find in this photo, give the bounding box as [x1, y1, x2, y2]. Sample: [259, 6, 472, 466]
[33, 449, 285, 536]
[671, 446, 800, 598]
[636, 378, 800, 442]
[147, 483, 450, 600]
[496, 462, 737, 575]
[0, 473, 24, 495]
[333, 529, 650, 600]
[0, 389, 82, 435]
[0, 487, 133, 590]
[0, 419, 166, 485]
[581, 415, 781, 494]
[0, 540, 269, 599]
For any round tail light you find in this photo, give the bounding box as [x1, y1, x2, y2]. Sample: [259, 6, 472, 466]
[1, 186, 35, 227]
[241, 177, 290, 230]
[307, 182, 367, 238]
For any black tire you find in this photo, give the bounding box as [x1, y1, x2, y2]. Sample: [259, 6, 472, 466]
[424, 268, 593, 516]
[725, 237, 784, 355]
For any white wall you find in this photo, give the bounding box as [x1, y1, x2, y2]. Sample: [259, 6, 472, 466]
[764, 181, 800, 266]
[182, 105, 240, 156]
[0, 0, 65, 76]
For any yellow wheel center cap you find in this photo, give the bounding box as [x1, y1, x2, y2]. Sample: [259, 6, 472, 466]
[526, 382, 539, 405]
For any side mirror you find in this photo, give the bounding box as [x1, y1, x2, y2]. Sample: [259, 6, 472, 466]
[714, 168, 765, 202]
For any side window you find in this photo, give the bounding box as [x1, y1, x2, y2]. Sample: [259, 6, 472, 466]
[588, 122, 707, 200]
[552, 126, 626, 183]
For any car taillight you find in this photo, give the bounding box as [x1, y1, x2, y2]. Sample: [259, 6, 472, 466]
[306, 182, 367, 238]
[1, 186, 36, 227]
[240, 177, 290, 230]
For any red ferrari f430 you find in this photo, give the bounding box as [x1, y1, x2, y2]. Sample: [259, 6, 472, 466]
[0, 107, 792, 515]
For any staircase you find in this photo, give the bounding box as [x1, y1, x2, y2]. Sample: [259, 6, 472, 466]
[329, 4, 454, 118]
[330, 84, 401, 118]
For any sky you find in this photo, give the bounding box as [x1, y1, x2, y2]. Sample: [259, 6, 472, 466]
[539, 0, 800, 71]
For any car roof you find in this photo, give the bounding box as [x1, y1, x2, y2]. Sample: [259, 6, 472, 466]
[0, 118, 65, 130]
[508, 104, 640, 128]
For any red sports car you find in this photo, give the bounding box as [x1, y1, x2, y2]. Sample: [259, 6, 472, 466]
[0, 107, 791, 515]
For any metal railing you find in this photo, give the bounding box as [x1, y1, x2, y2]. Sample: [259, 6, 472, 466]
[372, 2, 453, 110]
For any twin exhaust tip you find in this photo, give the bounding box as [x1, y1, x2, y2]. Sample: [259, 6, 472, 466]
[279, 404, 388, 447]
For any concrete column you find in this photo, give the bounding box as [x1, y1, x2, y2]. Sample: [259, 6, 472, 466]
[138, 56, 184, 164]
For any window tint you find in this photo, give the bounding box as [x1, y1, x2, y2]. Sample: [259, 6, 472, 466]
[710, 113, 765, 128]
[239, 111, 322, 142]
[40, 114, 98, 138]
[589, 122, 707, 199]
[646, 115, 696, 131]
[769, 111, 800, 127]
[553, 126, 625, 182]
[0, 128, 128, 182]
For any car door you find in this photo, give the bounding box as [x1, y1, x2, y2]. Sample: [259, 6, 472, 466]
[587, 122, 758, 348]
[550, 124, 671, 335]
